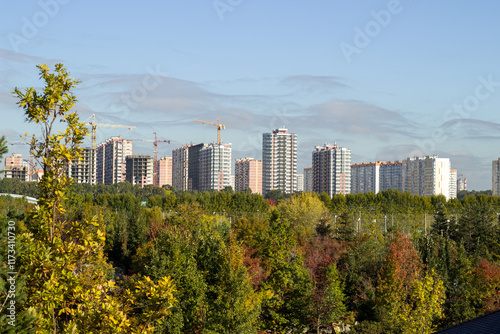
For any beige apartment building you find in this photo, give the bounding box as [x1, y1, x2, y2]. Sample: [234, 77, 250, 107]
[235, 157, 262, 194]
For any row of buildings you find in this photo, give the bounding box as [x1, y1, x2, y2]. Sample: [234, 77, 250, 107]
[3, 128, 472, 200]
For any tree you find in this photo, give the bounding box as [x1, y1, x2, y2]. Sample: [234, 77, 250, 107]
[257, 210, 313, 333]
[308, 262, 351, 333]
[0, 135, 7, 173]
[12, 64, 176, 332]
[277, 193, 328, 241]
[376, 233, 444, 333]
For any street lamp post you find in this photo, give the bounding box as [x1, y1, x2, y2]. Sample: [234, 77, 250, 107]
[384, 215, 387, 233]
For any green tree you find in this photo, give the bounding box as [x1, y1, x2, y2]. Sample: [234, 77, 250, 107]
[12, 63, 176, 333]
[376, 233, 444, 333]
[309, 263, 351, 333]
[258, 210, 312, 333]
[0, 135, 7, 173]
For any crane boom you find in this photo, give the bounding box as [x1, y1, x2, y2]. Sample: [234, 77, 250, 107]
[194, 118, 226, 144]
[85, 114, 136, 149]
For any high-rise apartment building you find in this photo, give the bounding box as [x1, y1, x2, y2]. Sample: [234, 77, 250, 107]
[67, 148, 96, 184]
[96, 136, 132, 185]
[379, 161, 403, 192]
[458, 176, 467, 191]
[4, 153, 28, 181]
[156, 156, 172, 188]
[5, 153, 23, 169]
[235, 158, 262, 194]
[188, 143, 209, 191]
[449, 169, 457, 199]
[172, 142, 231, 192]
[296, 173, 304, 192]
[351, 161, 403, 194]
[199, 143, 232, 191]
[262, 128, 297, 195]
[312, 144, 351, 197]
[172, 144, 189, 191]
[493, 158, 500, 196]
[125, 155, 153, 187]
[402, 155, 451, 199]
[351, 162, 381, 194]
[304, 167, 313, 192]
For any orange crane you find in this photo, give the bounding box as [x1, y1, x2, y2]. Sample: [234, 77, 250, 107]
[85, 114, 136, 149]
[8, 142, 34, 181]
[194, 118, 226, 144]
[128, 132, 170, 187]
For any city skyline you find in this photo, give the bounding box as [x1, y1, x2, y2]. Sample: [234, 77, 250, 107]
[2, 1, 500, 190]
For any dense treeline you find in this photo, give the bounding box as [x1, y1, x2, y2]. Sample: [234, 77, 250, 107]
[2, 184, 500, 333]
[2, 63, 500, 333]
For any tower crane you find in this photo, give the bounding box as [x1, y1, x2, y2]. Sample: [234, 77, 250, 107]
[85, 114, 136, 149]
[128, 132, 170, 187]
[194, 118, 226, 144]
[8, 142, 34, 181]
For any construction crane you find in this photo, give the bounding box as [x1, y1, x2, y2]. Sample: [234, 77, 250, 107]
[85, 114, 136, 149]
[194, 118, 226, 144]
[8, 142, 34, 181]
[128, 132, 170, 187]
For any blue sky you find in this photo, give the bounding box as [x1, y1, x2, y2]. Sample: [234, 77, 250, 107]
[1, 0, 500, 190]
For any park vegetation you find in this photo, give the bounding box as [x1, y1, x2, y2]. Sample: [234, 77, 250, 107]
[1, 64, 500, 333]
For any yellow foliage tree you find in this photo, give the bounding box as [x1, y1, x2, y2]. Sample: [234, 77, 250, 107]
[276, 193, 328, 240]
[13, 64, 176, 333]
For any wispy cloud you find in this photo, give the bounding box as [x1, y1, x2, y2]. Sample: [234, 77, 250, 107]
[279, 75, 346, 93]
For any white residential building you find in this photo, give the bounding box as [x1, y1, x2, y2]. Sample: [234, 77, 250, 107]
[96, 136, 132, 185]
[449, 169, 457, 199]
[351, 160, 403, 194]
[402, 155, 451, 199]
[199, 143, 232, 191]
[262, 128, 298, 195]
[296, 173, 304, 192]
[312, 144, 351, 197]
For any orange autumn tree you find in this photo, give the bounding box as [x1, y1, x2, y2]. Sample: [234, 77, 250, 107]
[377, 233, 445, 334]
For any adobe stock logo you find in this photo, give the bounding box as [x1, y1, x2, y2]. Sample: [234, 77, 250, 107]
[340, 0, 403, 64]
[8, 0, 70, 53]
[213, 0, 243, 21]
[109, 65, 166, 115]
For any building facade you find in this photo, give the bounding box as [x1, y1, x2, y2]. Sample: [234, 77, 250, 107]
[304, 167, 313, 192]
[351, 162, 381, 194]
[449, 169, 458, 199]
[156, 156, 172, 188]
[199, 143, 232, 191]
[458, 176, 467, 191]
[351, 160, 403, 194]
[379, 161, 403, 192]
[262, 128, 297, 195]
[172, 145, 189, 191]
[296, 173, 304, 192]
[312, 144, 351, 197]
[96, 136, 132, 185]
[67, 148, 96, 184]
[125, 155, 153, 187]
[188, 143, 209, 191]
[493, 158, 500, 196]
[4, 153, 28, 181]
[235, 158, 262, 194]
[402, 155, 451, 199]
